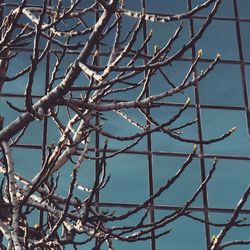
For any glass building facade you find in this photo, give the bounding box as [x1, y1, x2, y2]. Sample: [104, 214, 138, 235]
[0, 0, 249, 249]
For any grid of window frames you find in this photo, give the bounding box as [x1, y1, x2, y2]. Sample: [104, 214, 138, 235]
[0, 0, 250, 249]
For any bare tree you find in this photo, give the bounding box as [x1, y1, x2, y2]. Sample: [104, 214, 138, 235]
[0, 0, 247, 249]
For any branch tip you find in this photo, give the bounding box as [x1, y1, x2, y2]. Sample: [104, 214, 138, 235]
[229, 126, 237, 133]
[197, 49, 202, 57]
[216, 53, 221, 59]
[185, 97, 191, 105]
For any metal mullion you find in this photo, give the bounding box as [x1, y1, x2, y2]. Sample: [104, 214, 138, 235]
[0, 0, 4, 37]
[10, 143, 250, 161]
[42, 2, 51, 154]
[94, 2, 101, 249]
[9, 47, 250, 66]
[41, 0, 52, 164]
[0, 0, 4, 99]
[39, 0, 52, 234]
[0, 92, 248, 111]
[96, 201, 250, 215]
[233, 0, 250, 142]
[4, 2, 250, 23]
[141, 0, 156, 249]
[100, 98, 247, 110]
[188, 0, 211, 248]
[94, 0, 100, 206]
[97, 201, 250, 213]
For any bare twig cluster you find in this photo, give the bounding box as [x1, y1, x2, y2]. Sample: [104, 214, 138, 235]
[0, 0, 246, 249]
